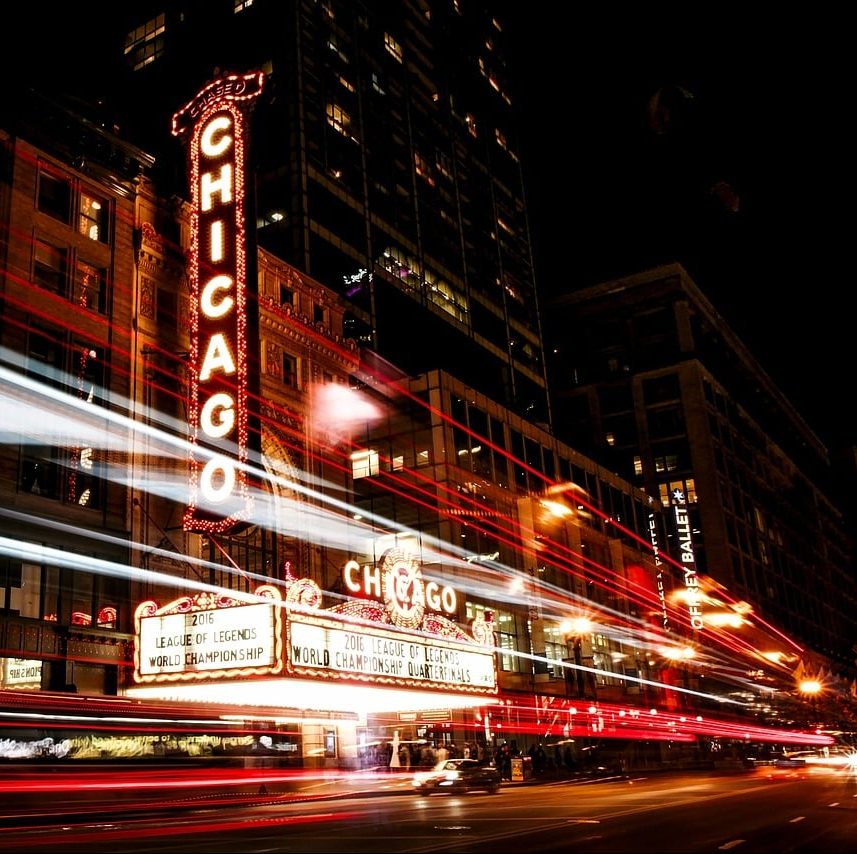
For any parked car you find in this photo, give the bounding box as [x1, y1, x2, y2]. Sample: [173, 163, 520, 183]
[412, 758, 502, 795]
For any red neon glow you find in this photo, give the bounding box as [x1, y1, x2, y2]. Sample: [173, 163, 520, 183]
[173, 72, 264, 534]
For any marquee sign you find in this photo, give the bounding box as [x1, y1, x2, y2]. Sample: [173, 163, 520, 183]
[172, 72, 264, 534]
[287, 612, 497, 693]
[2, 657, 43, 689]
[284, 551, 498, 694]
[133, 585, 283, 684]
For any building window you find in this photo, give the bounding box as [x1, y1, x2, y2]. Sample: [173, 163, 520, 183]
[18, 330, 105, 508]
[313, 304, 326, 324]
[37, 165, 111, 244]
[633, 455, 643, 476]
[74, 261, 106, 313]
[33, 240, 68, 296]
[351, 449, 379, 479]
[542, 624, 568, 678]
[282, 353, 298, 387]
[78, 192, 108, 243]
[20, 443, 61, 499]
[414, 151, 435, 186]
[384, 33, 403, 63]
[124, 13, 166, 70]
[466, 602, 525, 673]
[435, 150, 452, 180]
[326, 32, 349, 64]
[234, 0, 254, 12]
[280, 285, 294, 306]
[37, 167, 71, 224]
[659, 478, 697, 506]
[371, 72, 386, 95]
[326, 102, 351, 135]
[654, 454, 678, 473]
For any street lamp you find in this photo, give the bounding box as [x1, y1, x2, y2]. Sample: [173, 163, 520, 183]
[561, 616, 593, 700]
[798, 678, 823, 730]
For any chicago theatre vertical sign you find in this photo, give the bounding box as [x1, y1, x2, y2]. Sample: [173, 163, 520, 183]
[172, 72, 264, 533]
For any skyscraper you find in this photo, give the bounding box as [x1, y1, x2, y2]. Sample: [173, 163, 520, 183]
[108, 0, 550, 426]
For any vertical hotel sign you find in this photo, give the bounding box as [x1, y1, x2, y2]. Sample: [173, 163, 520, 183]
[172, 73, 264, 533]
[670, 489, 704, 630]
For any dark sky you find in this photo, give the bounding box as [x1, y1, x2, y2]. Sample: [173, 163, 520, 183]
[5, 4, 852, 449]
[504, 9, 853, 451]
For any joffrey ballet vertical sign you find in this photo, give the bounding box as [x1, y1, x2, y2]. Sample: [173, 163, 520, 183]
[671, 488, 704, 631]
[172, 72, 264, 533]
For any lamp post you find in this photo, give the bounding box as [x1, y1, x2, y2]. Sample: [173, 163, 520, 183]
[798, 678, 823, 731]
[561, 617, 593, 700]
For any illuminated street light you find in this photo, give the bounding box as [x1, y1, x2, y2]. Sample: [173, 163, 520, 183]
[540, 499, 573, 519]
[798, 678, 822, 696]
[560, 616, 594, 700]
[798, 678, 823, 731]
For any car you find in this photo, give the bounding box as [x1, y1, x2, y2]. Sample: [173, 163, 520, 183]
[411, 758, 502, 796]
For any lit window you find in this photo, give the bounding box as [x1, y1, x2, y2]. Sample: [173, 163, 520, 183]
[414, 151, 435, 186]
[497, 217, 514, 235]
[79, 192, 108, 243]
[74, 261, 106, 313]
[338, 74, 355, 93]
[654, 454, 678, 473]
[124, 14, 166, 70]
[326, 102, 351, 135]
[371, 72, 386, 95]
[234, 0, 254, 11]
[351, 449, 379, 479]
[416, 449, 430, 467]
[392, 455, 404, 471]
[327, 32, 349, 64]
[605, 432, 615, 447]
[633, 455, 643, 476]
[435, 150, 452, 179]
[384, 32, 403, 63]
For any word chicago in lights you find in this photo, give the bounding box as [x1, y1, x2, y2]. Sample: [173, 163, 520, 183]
[285, 550, 498, 694]
[172, 72, 264, 533]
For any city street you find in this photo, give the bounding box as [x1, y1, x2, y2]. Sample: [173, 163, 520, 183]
[4, 768, 857, 853]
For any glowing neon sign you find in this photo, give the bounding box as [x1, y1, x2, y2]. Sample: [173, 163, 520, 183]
[671, 489, 704, 630]
[172, 72, 264, 533]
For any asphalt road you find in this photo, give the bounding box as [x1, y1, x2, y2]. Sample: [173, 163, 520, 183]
[4, 768, 857, 853]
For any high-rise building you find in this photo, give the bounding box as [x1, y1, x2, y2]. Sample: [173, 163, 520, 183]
[105, 0, 550, 426]
[547, 263, 857, 683]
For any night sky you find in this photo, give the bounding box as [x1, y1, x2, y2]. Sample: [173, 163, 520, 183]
[5, 5, 852, 449]
[504, 8, 853, 451]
